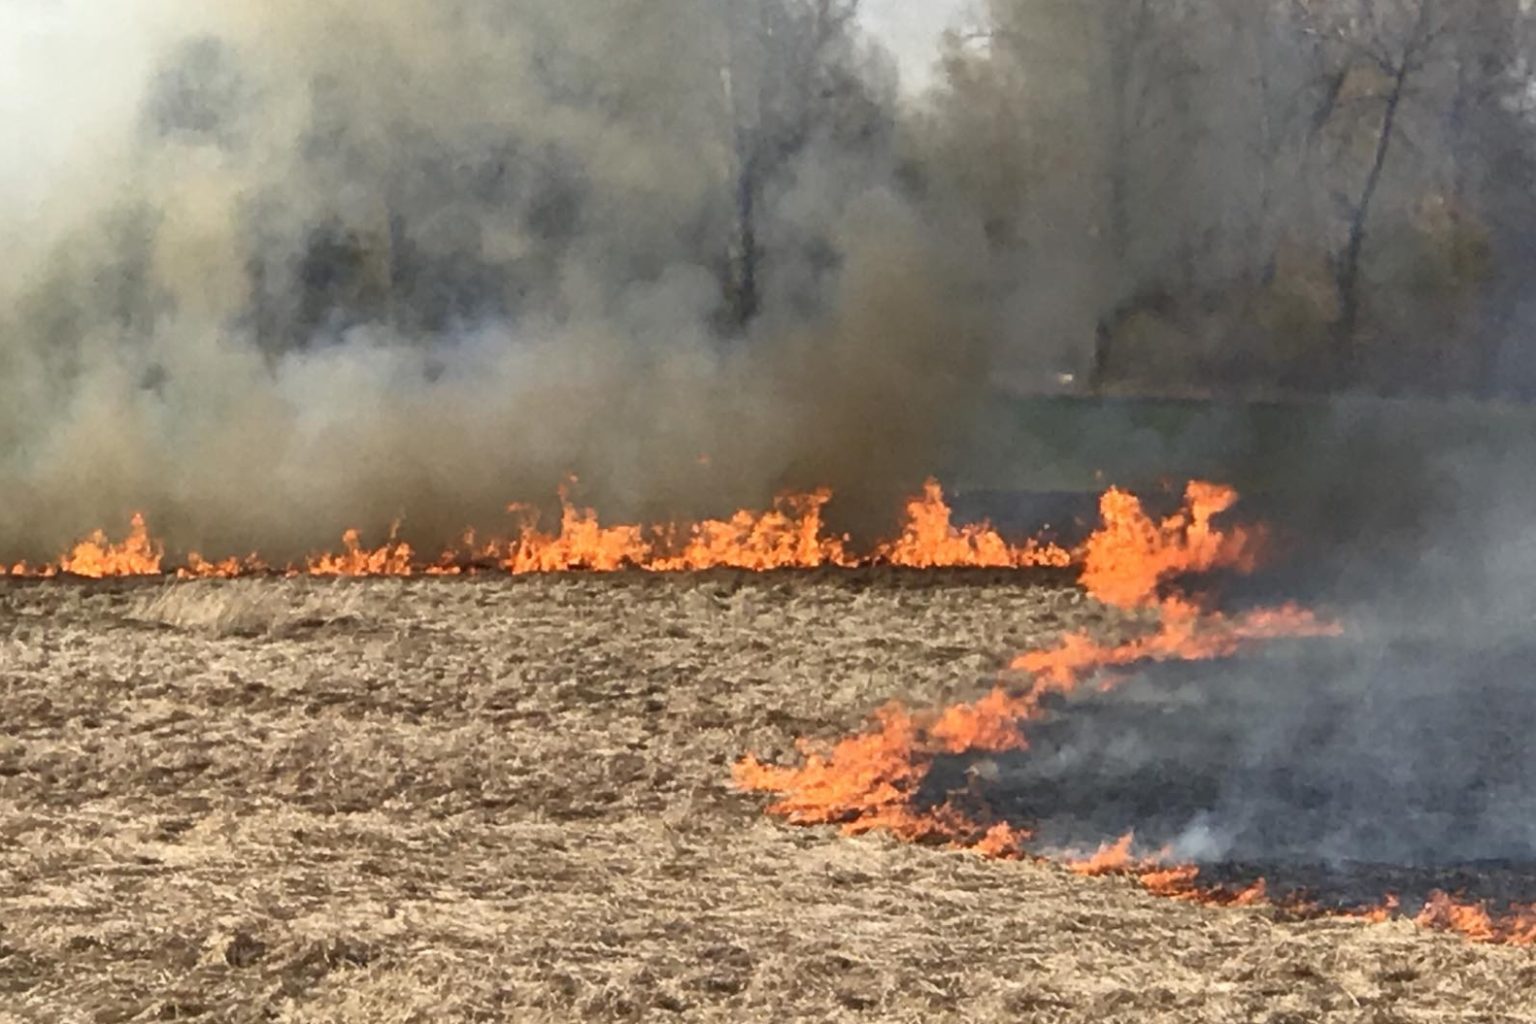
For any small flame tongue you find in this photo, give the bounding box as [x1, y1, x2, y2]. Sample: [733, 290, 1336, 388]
[1060, 836, 1536, 944]
[876, 480, 1071, 569]
[1415, 892, 1536, 945]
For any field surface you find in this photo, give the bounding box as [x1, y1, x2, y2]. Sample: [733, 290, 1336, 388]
[1, 574, 1532, 1023]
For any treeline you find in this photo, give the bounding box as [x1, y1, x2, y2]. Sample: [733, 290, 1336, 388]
[13, 0, 1536, 400]
[915, 0, 1536, 397]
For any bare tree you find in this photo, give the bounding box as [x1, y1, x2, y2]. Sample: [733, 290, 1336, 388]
[1299, 0, 1457, 383]
[717, 0, 871, 330]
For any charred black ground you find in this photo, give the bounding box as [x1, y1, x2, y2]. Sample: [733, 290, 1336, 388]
[930, 635, 1536, 914]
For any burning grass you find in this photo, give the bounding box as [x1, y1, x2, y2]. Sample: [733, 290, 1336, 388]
[2, 572, 1533, 1022]
[732, 483, 1536, 948]
[5, 477, 1535, 1017]
[2, 479, 1071, 580]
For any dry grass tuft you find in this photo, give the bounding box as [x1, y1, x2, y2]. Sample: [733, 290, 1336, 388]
[127, 579, 368, 638]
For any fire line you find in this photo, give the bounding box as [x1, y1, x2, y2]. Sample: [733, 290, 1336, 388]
[734, 482, 1536, 947]
[1, 479, 1069, 580]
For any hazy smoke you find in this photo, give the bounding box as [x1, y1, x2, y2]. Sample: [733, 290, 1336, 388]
[977, 630, 1536, 867]
[0, 1, 991, 561]
[955, 438, 1536, 873]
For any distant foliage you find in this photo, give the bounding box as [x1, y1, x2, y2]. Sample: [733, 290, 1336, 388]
[921, 0, 1536, 397]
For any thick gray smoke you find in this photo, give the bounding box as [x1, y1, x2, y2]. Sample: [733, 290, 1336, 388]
[0, 1, 992, 562]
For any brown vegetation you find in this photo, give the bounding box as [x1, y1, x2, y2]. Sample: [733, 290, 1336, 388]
[2, 574, 1532, 1022]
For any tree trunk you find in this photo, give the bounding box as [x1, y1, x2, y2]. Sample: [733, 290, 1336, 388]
[1335, 58, 1411, 387]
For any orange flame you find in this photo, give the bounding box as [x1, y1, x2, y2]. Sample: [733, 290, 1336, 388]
[731, 703, 1030, 854]
[734, 480, 1536, 945]
[1415, 892, 1536, 945]
[649, 489, 853, 571]
[1080, 481, 1261, 608]
[11, 514, 167, 579]
[1013, 599, 1343, 688]
[878, 479, 1071, 569]
[1063, 834, 1274, 907]
[733, 480, 1315, 849]
[178, 552, 270, 579]
[731, 482, 1536, 943]
[306, 524, 415, 577]
[1016, 480, 1337, 690]
[2, 479, 1068, 580]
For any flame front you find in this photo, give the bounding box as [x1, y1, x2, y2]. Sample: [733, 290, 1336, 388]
[733, 479, 1536, 946]
[1060, 836, 1536, 944]
[307, 524, 416, 577]
[1080, 481, 1260, 608]
[734, 480, 1320, 847]
[1, 479, 1064, 579]
[1415, 892, 1536, 945]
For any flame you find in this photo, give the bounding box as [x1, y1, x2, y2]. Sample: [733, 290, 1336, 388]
[178, 552, 269, 579]
[877, 479, 1071, 569]
[649, 489, 853, 571]
[3, 514, 166, 579]
[1080, 481, 1261, 608]
[733, 480, 1321, 850]
[3, 561, 55, 578]
[731, 481, 1536, 944]
[2, 479, 1068, 579]
[307, 523, 416, 577]
[1067, 832, 1141, 876]
[1012, 599, 1343, 688]
[1063, 834, 1275, 907]
[734, 482, 1340, 859]
[733, 479, 1536, 945]
[731, 703, 1030, 855]
[1415, 892, 1536, 945]
[1016, 480, 1337, 690]
[1354, 894, 1401, 925]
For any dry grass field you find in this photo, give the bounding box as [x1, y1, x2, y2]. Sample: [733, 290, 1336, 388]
[1, 573, 1533, 1023]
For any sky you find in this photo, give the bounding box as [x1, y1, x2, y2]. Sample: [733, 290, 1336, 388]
[0, 0, 152, 217]
[860, 0, 973, 93]
[0, 0, 970, 213]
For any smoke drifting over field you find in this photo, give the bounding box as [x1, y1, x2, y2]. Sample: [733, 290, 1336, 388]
[6, 0, 1536, 891]
[982, 629, 1536, 868]
[0, 1, 994, 561]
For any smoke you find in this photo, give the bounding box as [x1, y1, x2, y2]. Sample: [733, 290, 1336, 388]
[0, 0, 993, 561]
[859, 0, 972, 94]
[951, 416, 1536, 877]
[973, 630, 1536, 868]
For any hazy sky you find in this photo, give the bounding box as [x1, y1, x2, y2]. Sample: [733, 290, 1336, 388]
[860, 0, 972, 92]
[0, 0, 970, 207]
[0, 0, 151, 211]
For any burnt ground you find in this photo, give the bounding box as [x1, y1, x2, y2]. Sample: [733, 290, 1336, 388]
[0, 573, 1533, 1023]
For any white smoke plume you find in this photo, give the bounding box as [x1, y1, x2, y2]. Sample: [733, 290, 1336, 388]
[0, 0, 993, 562]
